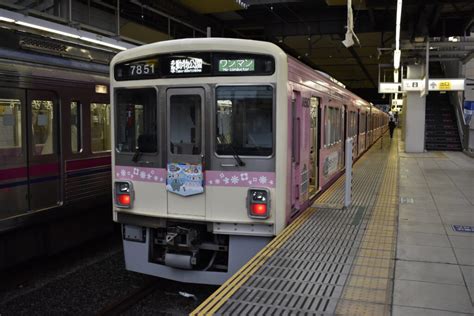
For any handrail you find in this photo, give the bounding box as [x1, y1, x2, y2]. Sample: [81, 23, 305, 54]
[449, 91, 470, 150]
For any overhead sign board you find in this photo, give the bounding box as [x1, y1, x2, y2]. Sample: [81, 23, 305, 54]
[402, 79, 424, 91]
[428, 79, 465, 91]
[379, 82, 401, 93]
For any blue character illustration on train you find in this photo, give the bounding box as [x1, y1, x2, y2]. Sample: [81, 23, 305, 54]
[166, 162, 204, 196]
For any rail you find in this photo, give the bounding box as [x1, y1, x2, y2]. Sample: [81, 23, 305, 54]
[97, 279, 160, 316]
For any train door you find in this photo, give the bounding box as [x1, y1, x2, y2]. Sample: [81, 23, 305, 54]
[308, 96, 319, 197]
[0, 88, 28, 219]
[166, 88, 205, 217]
[290, 91, 301, 216]
[27, 90, 61, 211]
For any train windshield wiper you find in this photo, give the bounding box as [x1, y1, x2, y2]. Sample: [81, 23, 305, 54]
[132, 147, 142, 163]
[217, 135, 245, 167]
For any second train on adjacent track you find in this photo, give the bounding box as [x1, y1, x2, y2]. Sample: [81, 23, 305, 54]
[110, 38, 388, 284]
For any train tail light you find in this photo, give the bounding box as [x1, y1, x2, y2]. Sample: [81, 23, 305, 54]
[115, 181, 134, 208]
[247, 189, 270, 219]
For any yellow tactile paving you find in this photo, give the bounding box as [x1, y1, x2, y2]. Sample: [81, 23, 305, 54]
[347, 276, 391, 290]
[335, 133, 399, 315]
[336, 300, 390, 316]
[342, 287, 388, 304]
[351, 265, 392, 278]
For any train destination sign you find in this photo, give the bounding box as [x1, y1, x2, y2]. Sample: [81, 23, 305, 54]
[218, 59, 255, 72]
[170, 58, 203, 74]
[114, 52, 274, 80]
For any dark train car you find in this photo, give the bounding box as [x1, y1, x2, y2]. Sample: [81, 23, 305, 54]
[0, 47, 113, 269]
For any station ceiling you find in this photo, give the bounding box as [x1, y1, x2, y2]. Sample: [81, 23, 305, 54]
[2, 0, 473, 104]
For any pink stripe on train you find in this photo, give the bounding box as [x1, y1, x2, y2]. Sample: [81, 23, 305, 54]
[114, 166, 276, 188]
[205, 171, 275, 188]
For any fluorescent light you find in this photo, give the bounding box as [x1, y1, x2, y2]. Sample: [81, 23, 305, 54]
[0, 16, 15, 23]
[394, 50, 401, 70]
[448, 36, 459, 42]
[80, 36, 127, 50]
[15, 21, 80, 39]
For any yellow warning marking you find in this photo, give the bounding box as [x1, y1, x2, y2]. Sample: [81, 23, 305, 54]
[337, 300, 389, 316]
[348, 276, 391, 290]
[336, 134, 399, 313]
[191, 208, 316, 315]
[343, 287, 388, 304]
[351, 265, 391, 278]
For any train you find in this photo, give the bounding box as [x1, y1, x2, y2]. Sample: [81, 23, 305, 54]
[0, 31, 114, 269]
[110, 38, 388, 285]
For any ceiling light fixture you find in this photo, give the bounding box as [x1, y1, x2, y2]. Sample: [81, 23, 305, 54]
[0, 16, 15, 23]
[80, 36, 127, 51]
[15, 21, 80, 39]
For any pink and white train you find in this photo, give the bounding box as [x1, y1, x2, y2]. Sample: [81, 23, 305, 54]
[110, 38, 388, 284]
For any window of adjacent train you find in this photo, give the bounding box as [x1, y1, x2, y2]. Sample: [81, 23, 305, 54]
[31, 100, 54, 156]
[71, 101, 82, 153]
[216, 86, 273, 156]
[115, 89, 157, 153]
[0, 98, 22, 159]
[90, 103, 111, 153]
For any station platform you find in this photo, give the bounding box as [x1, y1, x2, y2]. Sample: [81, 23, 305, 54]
[192, 131, 474, 315]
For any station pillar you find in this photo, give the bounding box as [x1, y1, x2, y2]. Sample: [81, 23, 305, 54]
[404, 65, 426, 153]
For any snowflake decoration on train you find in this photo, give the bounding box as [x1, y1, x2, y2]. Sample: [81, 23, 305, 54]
[147, 174, 152, 179]
[120, 169, 126, 177]
[154, 176, 158, 181]
[223, 177, 230, 184]
[240, 173, 248, 181]
[133, 168, 139, 175]
[219, 173, 225, 178]
[259, 176, 267, 184]
[269, 180, 274, 185]
[140, 171, 146, 179]
[231, 176, 239, 184]
[215, 179, 220, 184]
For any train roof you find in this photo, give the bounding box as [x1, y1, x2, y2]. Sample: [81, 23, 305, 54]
[111, 37, 287, 66]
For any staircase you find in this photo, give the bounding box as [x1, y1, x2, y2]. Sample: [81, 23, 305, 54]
[424, 62, 462, 151]
[425, 93, 462, 151]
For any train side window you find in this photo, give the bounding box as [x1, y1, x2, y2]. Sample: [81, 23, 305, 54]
[324, 107, 332, 146]
[115, 88, 157, 153]
[91, 103, 111, 153]
[31, 100, 54, 156]
[71, 101, 82, 153]
[0, 98, 22, 160]
[216, 86, 273, 156]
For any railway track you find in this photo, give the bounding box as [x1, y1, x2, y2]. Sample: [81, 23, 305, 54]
[97, 279, 160, 316]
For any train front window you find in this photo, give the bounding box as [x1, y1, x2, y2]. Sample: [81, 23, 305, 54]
[116, 88, 157, 153]
[0, 98, 22, 160]
[216, 86, 273, 157]
[31, 100, 54, 156]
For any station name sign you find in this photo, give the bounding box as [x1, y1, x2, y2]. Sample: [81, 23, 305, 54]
[114, 52, 274, 81]
[379, 82, 401, 93]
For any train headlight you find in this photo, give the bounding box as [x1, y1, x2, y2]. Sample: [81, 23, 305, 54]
[115, 181, 134, 208]
[247, 188, 270, 219]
